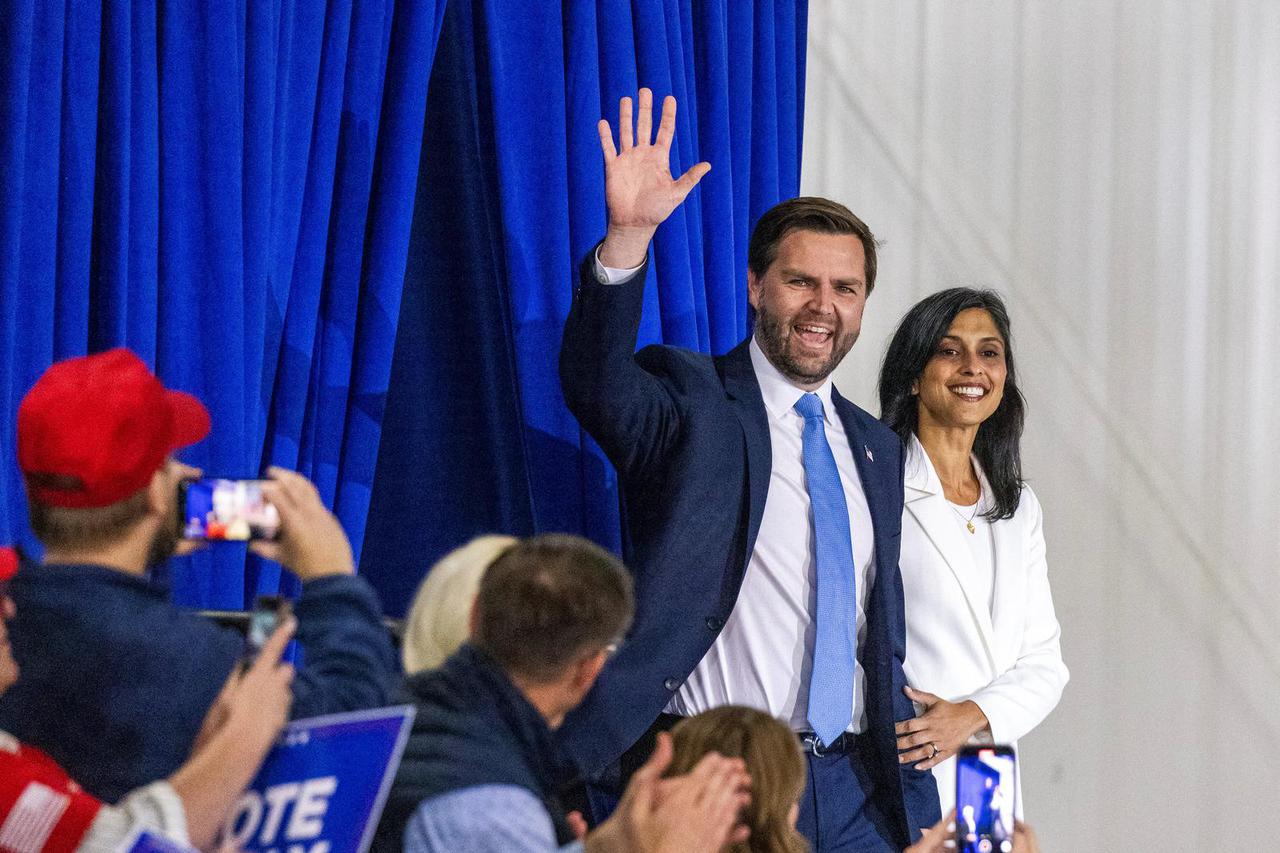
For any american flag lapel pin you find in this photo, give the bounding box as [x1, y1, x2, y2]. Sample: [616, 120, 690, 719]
[865, 446, 874, 462]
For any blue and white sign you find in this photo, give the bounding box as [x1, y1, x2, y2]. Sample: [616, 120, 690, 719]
[220, 706, 415, 853]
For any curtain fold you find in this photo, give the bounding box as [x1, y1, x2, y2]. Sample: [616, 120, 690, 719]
[363, 0, 808, 615]
[0, 0, 445, 608]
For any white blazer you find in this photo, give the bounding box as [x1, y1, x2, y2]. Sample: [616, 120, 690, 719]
[900, 434, 1068, 816]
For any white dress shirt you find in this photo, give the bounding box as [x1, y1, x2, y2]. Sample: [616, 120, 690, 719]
[667, 339, 875, 733]
[595, 255, 876, 734]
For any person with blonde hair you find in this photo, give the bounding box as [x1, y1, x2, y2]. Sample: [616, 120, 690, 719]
[401, 534, 517, 673]
[666, 706, 808, 853]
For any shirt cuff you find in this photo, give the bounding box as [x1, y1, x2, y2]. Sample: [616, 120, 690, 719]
[593, 246, 643, 284]
[80, 781, 189, 853]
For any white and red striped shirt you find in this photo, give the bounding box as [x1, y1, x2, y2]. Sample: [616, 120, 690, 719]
[0, 733, 101, 853]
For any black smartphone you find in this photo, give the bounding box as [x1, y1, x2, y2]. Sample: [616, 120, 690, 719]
[955, 745, 1017, 853]
[243, 594, 291, 667]
[178, 477, 280, 541]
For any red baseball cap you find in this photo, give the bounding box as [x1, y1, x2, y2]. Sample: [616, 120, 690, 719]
[0, 547, 16, 583]
[17, 348, 211, 508]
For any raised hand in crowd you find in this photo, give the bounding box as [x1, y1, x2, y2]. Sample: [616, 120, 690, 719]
[168, 617, 296, 848]
[895, 686, 991, 771]
[171, 461, 212, 558]
[587, 732, 751, 853]
[250, 466, 355, 580]
[596, 87, 711, 268]
[903, 811, 953, 853]
[1010, 822, 1040, 853]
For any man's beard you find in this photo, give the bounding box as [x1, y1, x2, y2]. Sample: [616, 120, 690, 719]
[754, 304, 857, 387]
[145, 514, 180, 568]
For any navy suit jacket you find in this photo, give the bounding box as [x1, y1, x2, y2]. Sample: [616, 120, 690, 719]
[557, 253, 940, 845]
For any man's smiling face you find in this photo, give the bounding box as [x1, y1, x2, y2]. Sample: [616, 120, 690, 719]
[749, 229, 868, 390]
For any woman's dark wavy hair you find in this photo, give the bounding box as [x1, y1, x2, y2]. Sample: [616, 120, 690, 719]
[878, 288, 1025, 521]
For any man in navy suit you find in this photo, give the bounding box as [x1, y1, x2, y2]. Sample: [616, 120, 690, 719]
[558, 89, 940, 851]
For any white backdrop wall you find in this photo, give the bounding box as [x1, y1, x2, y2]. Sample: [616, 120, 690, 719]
[803, 2, 1280, 848]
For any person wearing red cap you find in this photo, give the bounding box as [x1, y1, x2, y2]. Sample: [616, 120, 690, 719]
[0, 348, 396, 802]
[0, 546, 296, 852]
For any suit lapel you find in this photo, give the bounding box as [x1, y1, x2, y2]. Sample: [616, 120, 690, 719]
[717, 340, 772, 566]
[831, 390, 897, 693]
[904, 435, 998, 668]
[832, 389, 894, 544]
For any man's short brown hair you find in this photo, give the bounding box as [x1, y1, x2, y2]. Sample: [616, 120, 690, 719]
[747, 197, 878, 293]
[472, 534, 634, 683]
[27, 486, 151, 551]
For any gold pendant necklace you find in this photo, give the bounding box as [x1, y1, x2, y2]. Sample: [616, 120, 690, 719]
[949, 494, 980, 534]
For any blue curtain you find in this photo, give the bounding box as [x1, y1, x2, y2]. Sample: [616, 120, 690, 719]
[0, 0, 446, 608]
[362, 0, 808, 615]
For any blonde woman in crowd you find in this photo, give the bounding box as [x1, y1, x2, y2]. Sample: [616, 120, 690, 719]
[401, 535, 517, 673]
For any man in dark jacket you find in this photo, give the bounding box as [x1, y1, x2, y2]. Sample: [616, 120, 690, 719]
[0, 348, 396, 802]
[373, 534, 750, 853]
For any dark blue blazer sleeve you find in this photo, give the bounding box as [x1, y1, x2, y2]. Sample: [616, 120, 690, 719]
[290, 573, 397, 717]
[559, 252, 682, 479]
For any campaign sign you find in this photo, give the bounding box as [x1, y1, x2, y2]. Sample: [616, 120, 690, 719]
[220, 706, 415, 853]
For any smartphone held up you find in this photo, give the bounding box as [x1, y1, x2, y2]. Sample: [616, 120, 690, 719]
[179, 478, 281, 542]
[243, 594, 292, 668]
[955, 745, 1017, 853]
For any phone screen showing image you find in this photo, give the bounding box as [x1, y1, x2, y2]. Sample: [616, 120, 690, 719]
[180, 478, 280, 541]
[955, 746, 1017, 853]
[247, 605, 279, 653]
[244, 595, 290, 666]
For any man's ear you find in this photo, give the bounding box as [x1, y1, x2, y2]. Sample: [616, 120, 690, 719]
[146, 465, 172, 518]
[570, 649, 608, 694]
[746, 268, 762, 310]
[151, 460, 199, 520]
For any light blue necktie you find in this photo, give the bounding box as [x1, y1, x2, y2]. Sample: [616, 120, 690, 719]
[793, 392, 857, 746]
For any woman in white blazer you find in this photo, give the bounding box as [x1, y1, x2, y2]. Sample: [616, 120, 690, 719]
[877, 288, 1068, 816]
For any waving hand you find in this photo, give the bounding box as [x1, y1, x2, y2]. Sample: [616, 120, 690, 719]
[597, 88, 710, 268]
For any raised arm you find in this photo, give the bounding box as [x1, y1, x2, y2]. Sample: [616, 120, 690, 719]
[560, 90, 711, 476]
[80, 620, 296, 851]
[250, 468, 396, 716]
